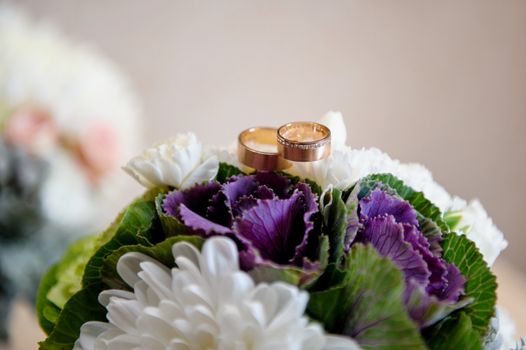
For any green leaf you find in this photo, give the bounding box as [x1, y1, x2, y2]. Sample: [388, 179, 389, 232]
[101, 235, 204, 290]
[304, 178, 323, 197]
[38, 283, 106, 350]
[36, 263, 61, 335]
[320, 187, 348, 264]
[317, 234, 330, 270]
[216, 162, 244, 183]
[423, 312, 482, 350]
[45, 235, 100, 310]
[249, 265, 304, 286]
[443, 210, 464, 232]
[440, 233, 497, 336]
[82, 189, 162, 287]
[307, 244, 426, 350]
[422, 233, 496, 349]
[35, 197, 145, 336]
[355, 174, 449, 233]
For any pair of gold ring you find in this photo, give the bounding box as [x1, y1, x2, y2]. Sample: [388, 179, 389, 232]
[238, 121, 331, 171]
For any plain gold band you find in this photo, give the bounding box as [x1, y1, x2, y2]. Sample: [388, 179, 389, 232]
[277, 122, 331, 162]
[238, 127, 291, 171]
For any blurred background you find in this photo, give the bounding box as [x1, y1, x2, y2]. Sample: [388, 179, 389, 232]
[1, 0, 525, 349]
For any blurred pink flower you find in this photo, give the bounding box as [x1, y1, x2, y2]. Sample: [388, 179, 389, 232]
[77, 122, 121, 183]
[3, 108, 58, 152]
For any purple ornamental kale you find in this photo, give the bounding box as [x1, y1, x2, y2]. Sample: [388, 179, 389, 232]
[162, 172, 319, 270]
[352, 189, 467, 328]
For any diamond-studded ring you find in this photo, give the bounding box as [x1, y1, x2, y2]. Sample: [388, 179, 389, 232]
[277, 122, 331, 162]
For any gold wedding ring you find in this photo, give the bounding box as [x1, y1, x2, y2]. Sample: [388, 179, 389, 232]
[238, 127, 291, 171]
[277, 122, 331, 162]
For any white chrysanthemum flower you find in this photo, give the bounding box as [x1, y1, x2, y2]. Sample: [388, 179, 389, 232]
[124, 133, 219, 189]
[450, 198, 508, 267]
[73, 237, 361, 350]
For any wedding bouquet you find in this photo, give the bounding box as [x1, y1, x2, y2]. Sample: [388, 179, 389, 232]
[37, 113, 520, 350]
[0, 4, 140, 342]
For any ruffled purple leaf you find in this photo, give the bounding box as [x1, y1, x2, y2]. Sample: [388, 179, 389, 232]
[294, 182, 319, 263]
[252, 172, 291, 198]
[234, 190, 306, 265]
[355, 215, 430, 285]
[163, 181, 221, 218]
[402, 223, 449, 297]
[405, 279, 472, 328]
[360, 189, 419, 227]
[353, 188, 467, 328]
[178, 204, 231, 237]
[438, 264, 466, 302]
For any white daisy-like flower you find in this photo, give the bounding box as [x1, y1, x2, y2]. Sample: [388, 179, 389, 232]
[73, 237, 361, 350]
[124, 132, 219, 189]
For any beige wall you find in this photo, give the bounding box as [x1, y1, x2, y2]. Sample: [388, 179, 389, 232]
[13, 0, 526, 271]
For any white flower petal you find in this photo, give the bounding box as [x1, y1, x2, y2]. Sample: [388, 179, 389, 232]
[319, 111, 347, 146]
[200, 235, 240, 280]
[73, 322, 115, 350]
[116, 252, 160, 287]
[180, 156, 219, 189]
[323, 335, 362, 350]
[172, 241, 201, 268]
[98, 289, 135, 307]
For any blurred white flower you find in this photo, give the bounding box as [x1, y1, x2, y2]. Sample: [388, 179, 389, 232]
[124, 133, 219, 189]
[40, 152, 95, 228]
[73, 237, 360, 350]
[0, 3, 141, 230]
[451, 198, 508, 267]
[0, 4, 140, 146]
